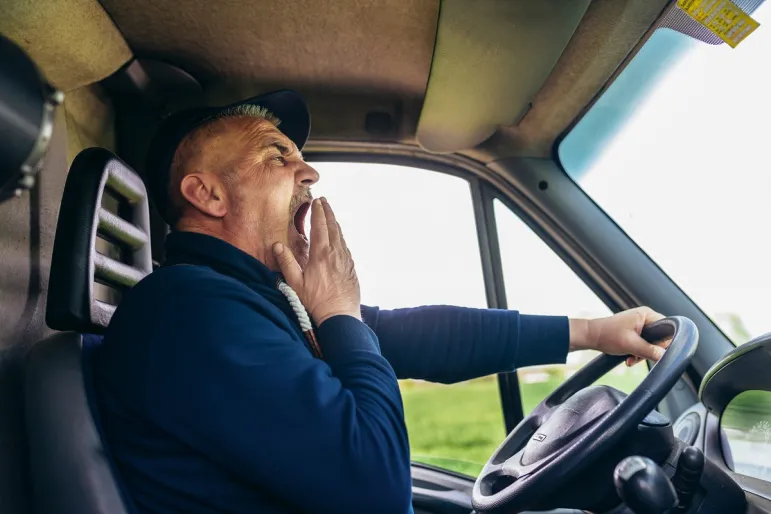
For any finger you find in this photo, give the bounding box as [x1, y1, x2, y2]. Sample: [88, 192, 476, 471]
[630, 307, 662, 335]
[337, 221, 351, 256]
[639, 307, 665, 331]
[321, 197, 341, 247]
[627, 335, 666, 362]
[272, 243, 303, 289]
[309, 198, 329, 249]
[643, 308, 666, 323]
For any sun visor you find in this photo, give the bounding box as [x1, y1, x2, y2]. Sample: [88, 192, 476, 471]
[0, 0, 132, 92]
[416, 0, 591, 153]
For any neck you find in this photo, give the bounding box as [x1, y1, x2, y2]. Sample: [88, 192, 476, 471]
[174, 219, 279, 271]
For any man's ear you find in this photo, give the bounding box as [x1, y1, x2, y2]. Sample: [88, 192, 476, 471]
[179, 172, 229, 219]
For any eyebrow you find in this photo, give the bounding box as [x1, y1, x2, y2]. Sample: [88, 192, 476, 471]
[271, 142, 290, 156]
[262, 138, 302, 160]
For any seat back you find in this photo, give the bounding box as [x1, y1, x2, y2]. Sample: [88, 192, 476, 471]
[26, 333, 128, 514]
[25, 148, 153, 514]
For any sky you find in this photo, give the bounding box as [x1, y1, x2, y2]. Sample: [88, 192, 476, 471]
[570, 3, 771, 341]
[308, 5, 770, 345]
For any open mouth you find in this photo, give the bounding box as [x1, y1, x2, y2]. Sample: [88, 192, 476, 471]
[293, 201, 311, 239]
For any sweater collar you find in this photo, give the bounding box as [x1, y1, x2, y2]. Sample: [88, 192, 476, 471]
[163, 231, 281, 290]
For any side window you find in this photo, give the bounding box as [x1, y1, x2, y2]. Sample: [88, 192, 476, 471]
[311, 162, 501, 477]
[493, 199, 648, 414]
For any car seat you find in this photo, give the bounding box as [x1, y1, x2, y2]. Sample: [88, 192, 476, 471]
[25, 148, 153, 514]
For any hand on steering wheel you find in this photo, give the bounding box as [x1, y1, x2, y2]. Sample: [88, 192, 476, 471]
[570, 306, 672, 367]
[472, 317, 698, 513]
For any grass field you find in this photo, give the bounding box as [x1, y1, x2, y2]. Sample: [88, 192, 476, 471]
[400, 364, 646, 476]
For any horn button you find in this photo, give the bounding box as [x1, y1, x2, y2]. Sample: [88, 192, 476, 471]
[521, 386, 628, 466]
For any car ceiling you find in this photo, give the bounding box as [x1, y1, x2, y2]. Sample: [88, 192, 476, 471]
[1, 0, 671, 163]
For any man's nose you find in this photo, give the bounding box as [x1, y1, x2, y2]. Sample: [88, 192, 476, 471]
[296, 162, 320, 187]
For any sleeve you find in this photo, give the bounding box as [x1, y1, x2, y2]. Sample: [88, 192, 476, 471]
[145, 285, 412, 514]
[361, 304, 570, 383]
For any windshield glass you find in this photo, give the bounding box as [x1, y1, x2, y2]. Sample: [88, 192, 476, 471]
[559, 4, 770, 345]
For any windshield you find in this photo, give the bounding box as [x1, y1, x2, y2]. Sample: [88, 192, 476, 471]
[559, 3, 770, 345]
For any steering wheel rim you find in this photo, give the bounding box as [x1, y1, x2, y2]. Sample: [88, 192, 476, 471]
[471, 316, 699, 513]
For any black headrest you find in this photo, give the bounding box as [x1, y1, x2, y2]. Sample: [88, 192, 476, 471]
[46, 148, 152, 333]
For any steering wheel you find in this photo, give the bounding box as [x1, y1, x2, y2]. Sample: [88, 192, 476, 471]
[471, 316, 699, 513]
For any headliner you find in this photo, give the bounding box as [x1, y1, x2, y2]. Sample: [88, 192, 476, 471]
[1, 0, 671, 160]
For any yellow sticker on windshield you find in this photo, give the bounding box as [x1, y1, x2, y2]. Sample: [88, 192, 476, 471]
[677, 0, 760, 47]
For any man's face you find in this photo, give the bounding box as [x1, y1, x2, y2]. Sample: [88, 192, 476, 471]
[181, 116, 319, 269]
[228, 118, 319, 269]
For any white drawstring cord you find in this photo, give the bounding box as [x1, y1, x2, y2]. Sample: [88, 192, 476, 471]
[277, 279, 323, 359]
[277, 281, 312, 332]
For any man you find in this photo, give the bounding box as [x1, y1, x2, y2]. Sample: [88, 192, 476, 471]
[94, 90, 669, 514]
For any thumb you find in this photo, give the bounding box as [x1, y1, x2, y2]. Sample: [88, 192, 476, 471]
[273, 243, 303, 288]
[628, 335, 666, 362]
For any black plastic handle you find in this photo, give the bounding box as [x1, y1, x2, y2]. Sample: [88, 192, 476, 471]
[641, 318, 676, 345]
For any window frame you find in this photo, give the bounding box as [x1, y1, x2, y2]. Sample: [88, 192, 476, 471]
[305, 148, 650, 431]
[477, 182, 629, 430]
[304, 130, 731, 428]
[307, 152, 530, 429]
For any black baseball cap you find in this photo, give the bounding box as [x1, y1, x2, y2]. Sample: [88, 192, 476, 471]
[143, 89, 311, 224]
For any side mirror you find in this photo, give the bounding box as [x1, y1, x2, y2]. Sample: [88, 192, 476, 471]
[720, 390, 771, 480]
[699, 332, 771, 417]
[699, 332, 771, 480]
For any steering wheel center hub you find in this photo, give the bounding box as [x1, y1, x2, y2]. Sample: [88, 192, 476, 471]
[521, 386, 626, 465]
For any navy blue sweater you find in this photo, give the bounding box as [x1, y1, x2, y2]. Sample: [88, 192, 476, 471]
[94, 231, 569, 514]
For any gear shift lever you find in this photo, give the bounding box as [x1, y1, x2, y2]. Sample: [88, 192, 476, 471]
[614, 456, 678, 514]
[672, 446, 704, 512]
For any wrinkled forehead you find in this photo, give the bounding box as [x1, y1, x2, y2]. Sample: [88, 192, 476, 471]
[218, 116, 299, 155]
[173, 115, 302, 180]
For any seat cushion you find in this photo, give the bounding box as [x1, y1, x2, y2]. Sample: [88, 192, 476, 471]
[25, 332, 134, 514]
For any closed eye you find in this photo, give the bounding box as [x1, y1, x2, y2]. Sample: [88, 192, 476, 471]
[262, 140, 294, 165]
